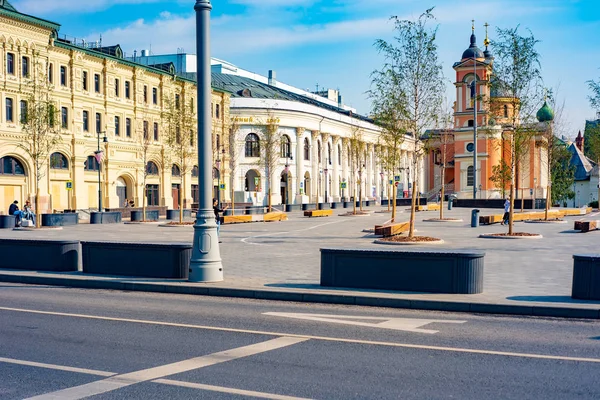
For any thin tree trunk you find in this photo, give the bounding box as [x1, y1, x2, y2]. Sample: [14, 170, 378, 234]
[440, 167, 445, 220]
[508, 183, 514, 235]
[142, 180, 147, 223]
[35, 187, 41, 229]
[179, 175, 185, 224]
[408, 178, 417, 237]
[391, 182, 397, 223]
[387, 180, 391, 212]
[545, 185, 550, 220]
[353, 186, 357, 215]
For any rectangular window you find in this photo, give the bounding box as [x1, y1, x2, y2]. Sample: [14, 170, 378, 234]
[82, 110, 89, 132]
[6, 53, 14, 75]
[21, 56, 29, 77]
[5, 98, 13, 122]
[152, 87, 157, 105]
[467, 165, 474, 187]
[20, 100, 27, 123]
[215, 104, 220, 119]
[143, 86, 148, 103]
[153, 122, 159, 141]
[60, 66, 67, 86]
[115, 79, 120, 97]
[94, 74, 100, 93]
[48, 63, 53, 83]
[82, 71, 88, 91]
[126, 118, 131, 137]
[125, 81, 130, 99]
[143, 120, 149, 140]
[61, 107, 68, 128]
[191, 185, 199, 204]
[95, 113, 102, 133]
[175, 94, 180, 109]
[114, 116, 120, 136]
[146, 184, 159, 206]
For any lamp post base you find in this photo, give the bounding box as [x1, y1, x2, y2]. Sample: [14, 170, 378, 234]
[189, 209, 223, 282]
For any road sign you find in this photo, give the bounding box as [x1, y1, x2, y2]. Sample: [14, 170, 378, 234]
[389, 180, 393, 185]
[394, 175, 400, 182]
[254, 177, 260, 186]
[395, 182, 399, 187]
[263, 312, 466, 334]
[219, 184, 226, 190]
[340, 182, 347, 189]
[530, 189, 533, 195]
[65, 181, 73, 190]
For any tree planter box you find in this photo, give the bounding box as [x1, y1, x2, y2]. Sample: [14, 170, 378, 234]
[572, 254, 600, 300]
[82, 241, 192, 279]
[0, 215, 16, 229]
[331, 202, 342, 209]
[0, 239, 79, 271]
[318, 203, 331, 210]
[321, 249, 485, 294]
[42, 213, 78, 227]
[343, 202, 352, 208]
[166, 209, 193, 220]
[130, 210, 159, 222]
[304, 209, 333, 217]
[90, 212, 122, 224]
[285, 204, 302, 212]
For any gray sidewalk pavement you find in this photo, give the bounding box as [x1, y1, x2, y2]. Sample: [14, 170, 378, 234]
[1, 205, 600, 318]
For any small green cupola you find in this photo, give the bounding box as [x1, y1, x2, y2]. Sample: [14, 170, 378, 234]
[536, 101, 554, 123]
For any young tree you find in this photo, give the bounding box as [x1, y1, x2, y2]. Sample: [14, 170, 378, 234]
[587, 77, 600, 206]
[348, 123, 365, 215]
[550, 141, 574, 206]
[490, 159, 511, 198]
[490, 25, 543, 234]
[373, 8, 445, 237]
[136, 107, 154, 222]
[163, 93, 196, 224]
[257, 112, 281, 212]
[227, 118, 242, 211]
[19, 59, 62, 227]
[431, 100, 454, 220]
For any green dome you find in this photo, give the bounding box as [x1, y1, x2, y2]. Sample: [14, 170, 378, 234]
[536, 101, 554, 122]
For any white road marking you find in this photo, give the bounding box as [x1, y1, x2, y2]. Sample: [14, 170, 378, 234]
[2, 306, 600, 364]
[154, 379, 313, 400]
[0, 357, 115, 377]
[263, 312, 466, 334]
[0, 356, 311, 400]
[25, 337, 308, 400]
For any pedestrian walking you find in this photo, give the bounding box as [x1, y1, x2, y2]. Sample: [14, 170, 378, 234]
[213, 198, 229, 243]
[502, 198, 510, 225]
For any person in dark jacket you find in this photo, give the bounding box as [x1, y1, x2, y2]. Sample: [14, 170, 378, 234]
[213, 198, 228, 242]
[8, 200, 21, 227]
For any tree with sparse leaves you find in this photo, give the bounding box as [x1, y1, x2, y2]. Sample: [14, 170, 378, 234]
[227, 118, 242, 211]
[373, 8, 444, 237]
[19, 59, 62, 228]
[586, 77, 600, 207]
[257, 112, 281, 212]
[490, 159, 511, 199]
[348, 122, 365, 215]
[489, 25, 543, 234]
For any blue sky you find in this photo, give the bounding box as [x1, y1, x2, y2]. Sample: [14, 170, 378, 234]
[12, 0, 600, 137]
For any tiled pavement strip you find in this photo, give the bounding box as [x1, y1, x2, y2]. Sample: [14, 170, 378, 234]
[1, 206, 600, 318]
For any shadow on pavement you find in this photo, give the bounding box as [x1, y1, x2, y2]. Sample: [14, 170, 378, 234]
[507, 295, 600, 304]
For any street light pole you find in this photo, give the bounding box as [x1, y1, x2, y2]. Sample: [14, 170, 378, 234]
[324, 158, 329, 204]
[472, 21, 478, 200]
[190, 0, 223, 282]
[95, 131, 107, 212]
[216, 157, 221, 207]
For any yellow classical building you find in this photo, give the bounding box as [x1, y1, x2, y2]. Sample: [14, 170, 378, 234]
[0, 1, 230, 214]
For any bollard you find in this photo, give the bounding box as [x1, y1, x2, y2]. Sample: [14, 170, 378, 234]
[471, 209, 480, 228]
[448, 199, 453, 210]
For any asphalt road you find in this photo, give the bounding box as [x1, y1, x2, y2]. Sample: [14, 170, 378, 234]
[1, 284, 600, 399]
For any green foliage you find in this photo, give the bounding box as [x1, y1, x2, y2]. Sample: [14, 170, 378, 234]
[490, 159, 511, 197]
[588, 78, 600, 112]
[584, 124, 600, 162]
[550, 142, 575, 205]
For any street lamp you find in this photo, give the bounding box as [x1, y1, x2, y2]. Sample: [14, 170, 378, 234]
[190, 0, 223, 282]
[324, 158, 329, 204]
[284, 153, 293, 205]
[533, 177, 537, 209]
[215, 157, 221, 207]
[94, 131, 108, 212]
[379, 171, 384, 204]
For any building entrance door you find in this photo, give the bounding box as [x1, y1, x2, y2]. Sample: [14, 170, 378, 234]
[172, 184, 180, 209]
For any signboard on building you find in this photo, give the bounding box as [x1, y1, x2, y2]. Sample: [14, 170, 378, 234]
[66, 181, 73, 190]
[394, 176, 400, 182]
[220, 184, 226, 190]
[340, 182, 347, 189]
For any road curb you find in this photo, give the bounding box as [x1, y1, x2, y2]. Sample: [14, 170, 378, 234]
[0, 272, 599, 320]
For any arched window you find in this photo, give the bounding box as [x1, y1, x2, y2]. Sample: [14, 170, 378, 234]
[171, 164, 181, 177]
[503, 104, 509, 118]
[303, 138, 310, 160]
[245, 133, 260, 158]
[0, 156, 25, 175]
[280, 135, 291, 158]
[317, 141, 322, 163]
[84, 155, 100, 171]
[467, 165, 474, 187]
[50, 152, 69, 169]
[146, 161, 159, 175]
[327, 143, 332, 165]
[338, 144, 342, 165]
[192, 165, 199, 178]
[245, 170, 260, 191]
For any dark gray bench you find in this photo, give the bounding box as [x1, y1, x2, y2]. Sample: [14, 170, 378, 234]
[0, 215, 16, 229]
[166, 209, 193, 220]
[81, 241, 192, 279]
[572, 254, 600, 300]
[320, 249, 485, 294]
[130, 210, 159, 221]
[0, 239, 79, 271]
[42, 213, 78, 227]
[90, 212, 122, 224]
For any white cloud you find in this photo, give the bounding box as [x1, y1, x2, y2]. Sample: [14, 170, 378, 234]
[12, 0, 161, 15]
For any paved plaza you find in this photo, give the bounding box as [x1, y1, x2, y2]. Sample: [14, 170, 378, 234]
[1, 206, 600, 313]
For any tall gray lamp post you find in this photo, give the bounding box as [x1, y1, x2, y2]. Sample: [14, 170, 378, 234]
[189, 0, 223, 282]
[95, 131, 108, 212]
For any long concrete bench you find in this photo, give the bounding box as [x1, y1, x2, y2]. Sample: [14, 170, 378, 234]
[42, 213, 78, 227]
[166, 209, 193, 220]
[0, 239, 79, 271]
[222, 215, 253, 224]
[304, 209, 333, 217]
[81, 241, 192, 279]
[480, 210, 564, 225]
[264, 211, 288, 222]
[320, 248, 484, 294]
[572, 254, 600, 300]
[0, 215, 16, 229]
[130, 210, 159, 222]
[90, 212, 122, 224]
[374, 221, 410, 237]
[563, 207, 593, 216]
